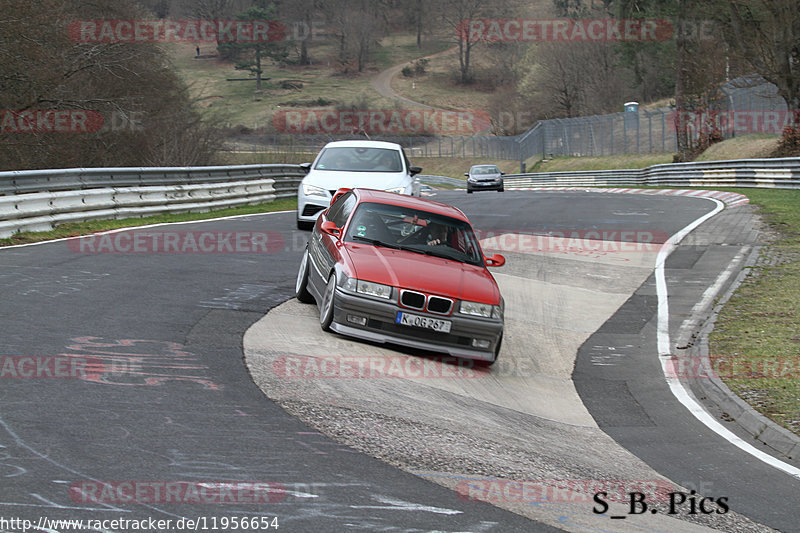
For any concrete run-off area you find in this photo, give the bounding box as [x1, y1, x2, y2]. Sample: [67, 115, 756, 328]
[244, 197, 771, 532]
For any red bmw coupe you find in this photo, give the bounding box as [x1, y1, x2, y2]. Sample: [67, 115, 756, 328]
[295, 188, 506, 364]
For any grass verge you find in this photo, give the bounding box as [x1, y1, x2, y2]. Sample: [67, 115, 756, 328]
[707, 188, 800, 436]
[0, 197, 297, 248]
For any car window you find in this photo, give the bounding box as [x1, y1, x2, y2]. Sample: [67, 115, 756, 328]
[314, 147, 402, 172]
[472, 166, 499, 175]
[326, 192, 356, 228]
[345, 202, 483, 265]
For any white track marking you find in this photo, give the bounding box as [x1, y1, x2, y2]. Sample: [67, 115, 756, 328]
[655, 198, 800, 480]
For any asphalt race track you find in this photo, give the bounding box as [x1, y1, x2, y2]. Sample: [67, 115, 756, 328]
[1, 189, 798, 532]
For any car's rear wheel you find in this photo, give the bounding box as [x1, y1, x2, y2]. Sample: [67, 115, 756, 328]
[467, 189, 473, 194]
[295, 249, 314, 303]
[319, 274, 336, 331]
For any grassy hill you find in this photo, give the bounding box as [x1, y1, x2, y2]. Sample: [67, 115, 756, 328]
[168, 35, 452, 130]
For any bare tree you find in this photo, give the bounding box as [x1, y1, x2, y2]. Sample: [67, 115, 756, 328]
[0, 0, 221, 170]
[438, 0, 487, 84]
[320, 0, 388, 72]
[274, 0, 324, 65]
[715, 0, 800, 133]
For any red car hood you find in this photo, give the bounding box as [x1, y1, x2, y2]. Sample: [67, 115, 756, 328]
[344, 243, 501, 304]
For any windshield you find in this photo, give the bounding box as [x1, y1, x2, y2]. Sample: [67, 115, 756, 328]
[314, 147, 403, 172]
[472, 166, 500, 175]
[344, 202, 484, 266]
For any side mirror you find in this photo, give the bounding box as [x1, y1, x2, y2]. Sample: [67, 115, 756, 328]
[409, 165, 422, 176]
[320, 220, 341, 237]
[485, 254, 505, 267]
[500, 171, 506, 175]
[464, 172, 469, 177]
[299, 162, 312, 173]
[330, 187, 351, 206]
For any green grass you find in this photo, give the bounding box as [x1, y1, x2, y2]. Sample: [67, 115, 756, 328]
[527, 153, 677, 172]
[695, 134, 781, 161]
[707, 188, 800, 436]
[0, 197, 296, 247]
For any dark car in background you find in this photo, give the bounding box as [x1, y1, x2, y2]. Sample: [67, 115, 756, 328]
[465, 165, 505, 193]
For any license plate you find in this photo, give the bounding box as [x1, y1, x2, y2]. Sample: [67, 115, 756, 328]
[396, 311, 452, 333]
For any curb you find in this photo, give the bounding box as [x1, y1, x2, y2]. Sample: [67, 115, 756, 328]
[677, 244, 800, 463]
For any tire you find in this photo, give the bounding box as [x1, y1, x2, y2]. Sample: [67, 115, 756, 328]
[297, 219, 314, 231]
[467, 189, 473, 194]
[487, 334, 503, 366]
[295, 249, 314, 303]
[319, 274, 337, 331]
[498, 188, 504, 192]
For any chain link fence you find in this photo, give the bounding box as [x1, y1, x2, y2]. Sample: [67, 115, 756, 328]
[224, 76, 787, 166]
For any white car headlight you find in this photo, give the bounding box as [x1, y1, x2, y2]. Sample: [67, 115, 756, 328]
[302, 184, 328, 198]
[343, 277, 392, 299]
[459, 300, 500, 318]
[385, 186, 406, 194]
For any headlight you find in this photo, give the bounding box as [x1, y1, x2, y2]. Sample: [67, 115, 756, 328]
[385, 186, 406, 194]
[342, 277, 392, 299]
[459, 300, 501, 318]
[302, 184, 328, 198]
[467, 177, 477, 182]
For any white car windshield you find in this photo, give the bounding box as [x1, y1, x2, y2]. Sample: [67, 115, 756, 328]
[315, 147, 403, 172]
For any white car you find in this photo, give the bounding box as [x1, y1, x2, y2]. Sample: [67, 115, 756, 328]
[296, 140, 422, 230]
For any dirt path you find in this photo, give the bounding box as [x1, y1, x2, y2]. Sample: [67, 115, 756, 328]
[370, 46, 457, 110]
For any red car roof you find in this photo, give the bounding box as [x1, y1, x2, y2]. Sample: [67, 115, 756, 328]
[353, 189, 470, 222]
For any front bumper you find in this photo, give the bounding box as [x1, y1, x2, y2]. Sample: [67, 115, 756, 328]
[467, 179, 503, 191]
[329, 288, 503, 362]
[297, 189, 330, 224]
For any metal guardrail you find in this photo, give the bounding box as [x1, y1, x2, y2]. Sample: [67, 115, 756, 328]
[2, 158, 798, 238]
[0, 164, 306, 238]
[504, 157, 800, 190]
[417, 175, 465, 188]
[0, 164, 307, 196]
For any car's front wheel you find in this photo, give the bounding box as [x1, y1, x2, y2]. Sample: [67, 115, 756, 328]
[319, 274, 337, 331]
[491, 333, 503, 364]
[295, 249, 314, 303]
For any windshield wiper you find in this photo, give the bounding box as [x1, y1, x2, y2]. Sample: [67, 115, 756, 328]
[351, 235, 403, 250]
[397, 244, 462, 261]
